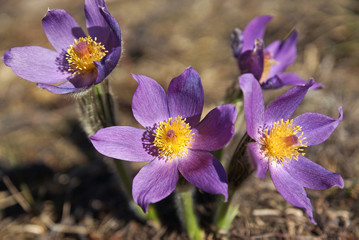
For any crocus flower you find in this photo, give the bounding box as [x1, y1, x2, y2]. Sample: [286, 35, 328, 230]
[239, 73, 343, 224]
[2, 0, 121, 94]
[232, 15, 321, 90]
[90, 67, 237, 211]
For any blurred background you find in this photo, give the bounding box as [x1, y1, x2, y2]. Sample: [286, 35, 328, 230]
[0, 0, 358, 239]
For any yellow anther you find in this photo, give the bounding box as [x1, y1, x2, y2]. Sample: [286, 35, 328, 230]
[261, 119, 307, 165]
[153, 116, 194, 160]
[259, 52, 279, 84]
[66, 36, 108, 75]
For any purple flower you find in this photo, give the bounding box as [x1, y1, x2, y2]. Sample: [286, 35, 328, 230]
[2, 0, 121, 94]
[90, 67, 237, 212]
[232, 15, 321, 90]
[239, 73, 343, 224]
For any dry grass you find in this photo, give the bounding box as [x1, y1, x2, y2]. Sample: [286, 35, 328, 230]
[0, 0, 358, 239]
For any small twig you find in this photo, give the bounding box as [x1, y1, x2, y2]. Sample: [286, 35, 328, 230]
[0, 191, 17, 210]
[40, 214, 89, 235]
[51, 224, 89, 235]
[8, 224, 45, 235]
[60, 201, 72, 223]
[2, 176, 31, 212]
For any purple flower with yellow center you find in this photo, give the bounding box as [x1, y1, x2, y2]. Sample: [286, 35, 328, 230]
[90, 67, 237, 212]
[239, 73, 343, 224]
[2, 0, 121, 94]
[232, 15, 321, 89]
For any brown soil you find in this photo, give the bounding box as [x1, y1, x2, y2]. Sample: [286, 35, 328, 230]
[0, 0, 358, 239]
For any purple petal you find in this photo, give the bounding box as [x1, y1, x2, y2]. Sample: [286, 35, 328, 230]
[37, 81, 80, 94]
[239, 73, 265, 140]
[94, 46, 121, 84]
[283, 155, 344, 190]
[263, 73, 323, 90]
[277, 73, 306, 86]
[238, 39, 264, 80]
[98, 2, 122, 50]
[270, 164, 316, 224]
[178, 150, 228, 200]
[192, 104, 237, 151]
[293, 107, 343, 146]
[247, 142, 268, 179]
[265, 30, 298, 77]
[2, 46, 70, 84]
[90, 126, 155, 162]
[84, 4, 123, 86]
[260, 75, 287, 89]
[85, 0, 111, 48]
[133, 158, 178, 212]
[241, 15, 273, 53]
[167, 67, 204, 127]
[42, 9, 85, 53]
[131, 74, 169, 128]
[264, 80, 314, 126]
[38, 71, 96, 94]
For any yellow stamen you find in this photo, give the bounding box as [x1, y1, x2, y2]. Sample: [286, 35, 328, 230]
[259, 52, 278, 84]
[153, 116, 194, 160]
[66, 36, 108, 75]
[261, 119, 307, 165]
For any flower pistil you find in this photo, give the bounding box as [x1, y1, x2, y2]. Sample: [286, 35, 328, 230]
[261, 119, 307, 165]
[153, 116, 194, 160]
[66, 36, 108, 75]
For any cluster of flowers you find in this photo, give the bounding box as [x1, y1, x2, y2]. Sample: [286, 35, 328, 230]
[2, 0, 343, 225]
[232, 16, 343, 224]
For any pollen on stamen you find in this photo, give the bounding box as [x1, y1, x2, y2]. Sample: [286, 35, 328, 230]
[153, 116, 194, 160]
[259, 51, 279, 84]
[261, 119, 307, 165]
[66, 36, 108, 75]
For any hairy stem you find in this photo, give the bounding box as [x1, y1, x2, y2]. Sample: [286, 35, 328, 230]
[76, 80, 151, 220]
[215, 133, 253, 233]
[176, 189, 203, 240]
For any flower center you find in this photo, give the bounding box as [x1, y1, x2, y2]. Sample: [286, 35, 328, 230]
[259, 51, 278, 84]
[66, 36, 108, 75]
[153, 116, 194, 160]
[261, 119, 307, 165]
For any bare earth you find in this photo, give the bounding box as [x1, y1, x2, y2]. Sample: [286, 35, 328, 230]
[0, 0, 358, 239]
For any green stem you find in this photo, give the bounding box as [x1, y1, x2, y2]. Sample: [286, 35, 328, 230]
[215, 133, 253, 233]
[77, 81, 162, 224]
[177, 190, 203, 240]
[77, 82, 134, 194]
[213, 77, 252, 234]
[214, 191, 239, 234]
[111, 156, 159, 224]
[93, 81, 116, 128]
[93, 83, 134, 198]
[221, 91, 244, 170]
[113, 158, 133, 197]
